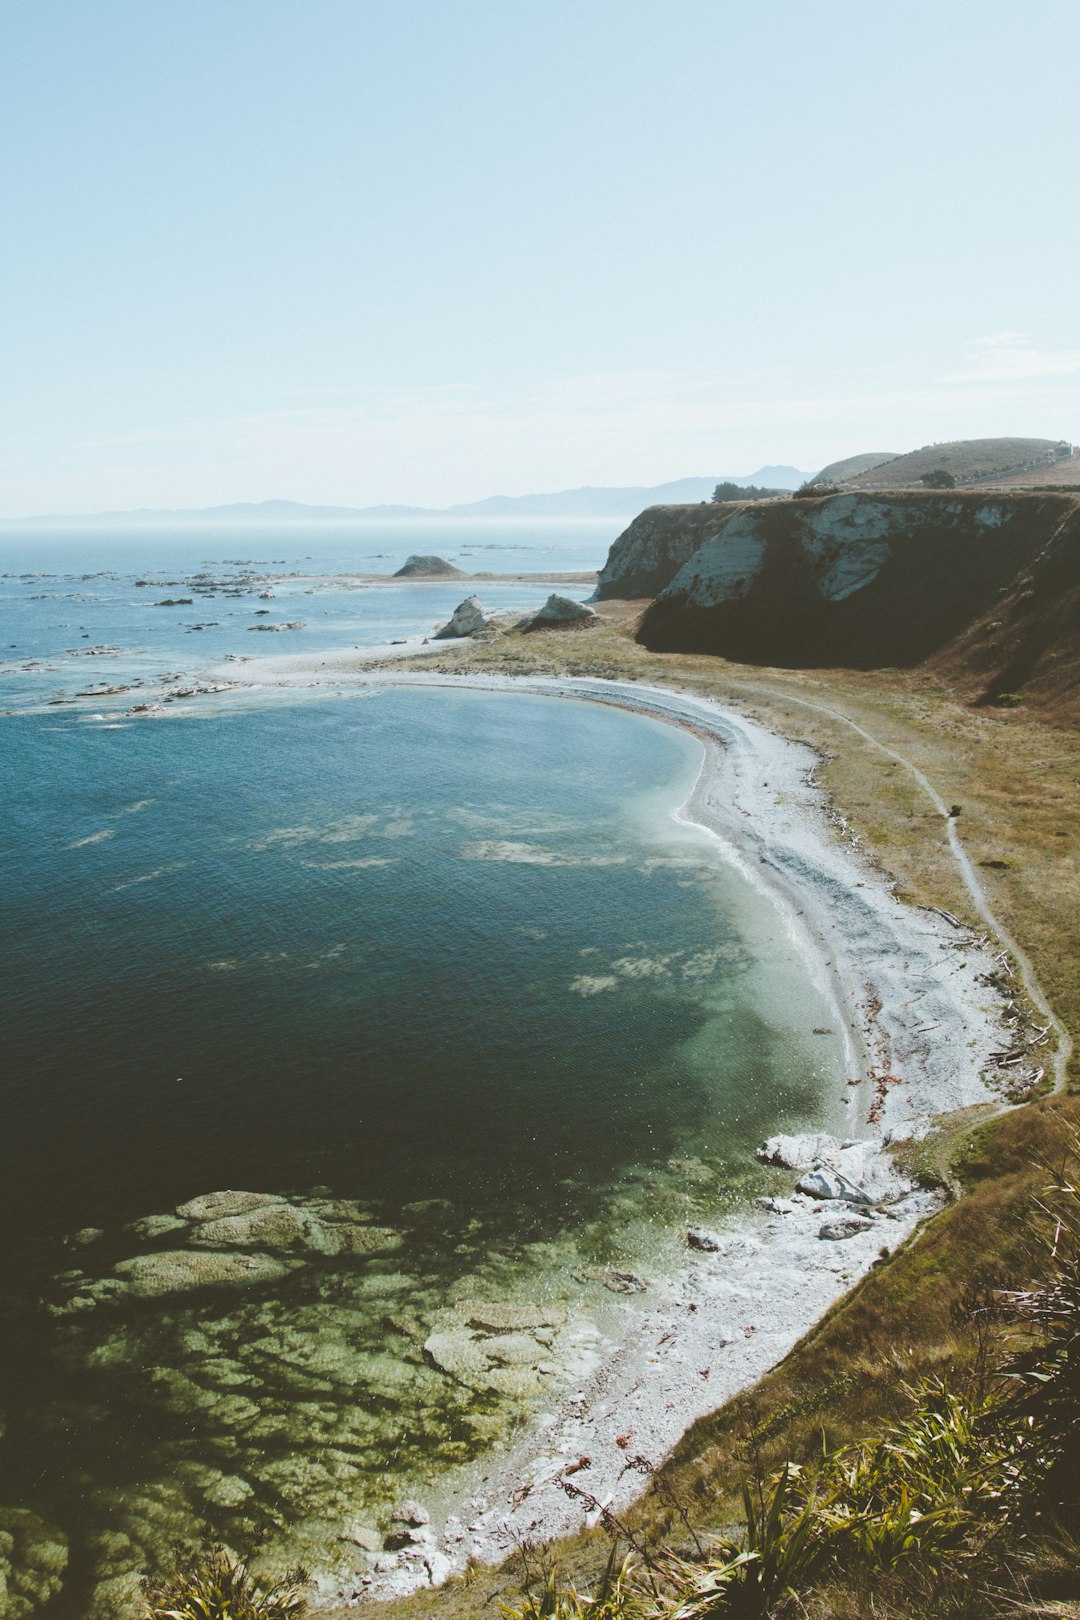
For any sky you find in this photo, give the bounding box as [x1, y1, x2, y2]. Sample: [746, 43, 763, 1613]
[2, 0, 1078, 517]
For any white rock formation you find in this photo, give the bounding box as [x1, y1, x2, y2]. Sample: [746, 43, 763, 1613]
[530, 594, 597, 625]
[434, 595, 492, 638]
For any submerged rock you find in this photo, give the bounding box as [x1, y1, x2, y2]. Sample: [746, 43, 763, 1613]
[176, 1189, 280, 1221]
[189, 1204, 321, 1251]
[113, 1249, 298, 1297]
[581, 1266, 647, 1294]
[338, 1523, 383, 1553]
[70, 1226, 106, 1247]
[86, 1570, 144, 1620]
[423, 1298, 569, 1396]
[0, 1507, 69, 1620]
[686, 1227, 723, 1251]
[450, 1300, 566, 1333]
[126, 1213, 188, 1241]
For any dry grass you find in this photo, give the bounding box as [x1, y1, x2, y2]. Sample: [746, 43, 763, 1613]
[846, 437, 1071, 489]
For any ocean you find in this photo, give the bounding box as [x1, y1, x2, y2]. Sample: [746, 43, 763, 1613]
[0, 520, 846, 1611]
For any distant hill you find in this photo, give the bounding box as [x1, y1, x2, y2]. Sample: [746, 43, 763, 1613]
[825, 438, 1075, 491]
[4, 469, 811, 526]
[444, 471, 805, 518]
[810, 452, 899, 485]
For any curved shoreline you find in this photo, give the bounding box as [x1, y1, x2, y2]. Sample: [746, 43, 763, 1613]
[33, 655, 1029, 1602]
[293, 672, 1013, 1603]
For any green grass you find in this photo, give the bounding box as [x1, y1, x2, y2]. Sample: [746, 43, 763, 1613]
[141, 1542, 310, 1620]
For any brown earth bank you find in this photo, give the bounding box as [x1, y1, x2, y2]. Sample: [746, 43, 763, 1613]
[339, 611, 1079, 1619]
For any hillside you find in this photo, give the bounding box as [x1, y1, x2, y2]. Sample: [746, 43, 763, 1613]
[839, 436, 1074, 489]
[810, 450, 899, 484]
[636, 490, 1080, 718]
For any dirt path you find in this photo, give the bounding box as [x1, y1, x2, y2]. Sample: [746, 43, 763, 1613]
[726, 677, 1073, 1094]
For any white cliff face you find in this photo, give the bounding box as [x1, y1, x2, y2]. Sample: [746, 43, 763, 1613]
[800, 497, 895, 602]
[596, 503, 734, 599]
[661, 511, 769, 603]
[638, 488, 1080, 669]
[658, 495, 1035, 612]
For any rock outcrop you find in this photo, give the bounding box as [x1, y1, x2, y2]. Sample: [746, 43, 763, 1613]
[595, 503, 738, 600]
[393, 555, 466, 579]
[757, 1133, 910, 1207]
[525, 594, 597, 628]
[434, 595, 492, 638]
[638, 490, 1080, 671]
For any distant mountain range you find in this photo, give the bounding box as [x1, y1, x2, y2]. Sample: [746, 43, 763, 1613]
[5, 469, 810, 526]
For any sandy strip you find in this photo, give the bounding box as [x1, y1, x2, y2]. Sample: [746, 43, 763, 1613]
[253, 671, 1007, 1604]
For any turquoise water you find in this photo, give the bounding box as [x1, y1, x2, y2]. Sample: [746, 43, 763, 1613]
[0, 526, 846, 1613]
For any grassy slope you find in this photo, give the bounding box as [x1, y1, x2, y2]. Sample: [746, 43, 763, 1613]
[327, 614, 1079, 1617]
[847, 437, 1067, 489]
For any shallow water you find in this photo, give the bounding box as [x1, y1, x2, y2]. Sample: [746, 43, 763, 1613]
[0, 526, 847, 1613]
[0, 519, 611, 712]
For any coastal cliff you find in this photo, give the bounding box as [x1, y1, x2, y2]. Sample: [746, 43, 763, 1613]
[634, 491, 1080, 688]
[594, 502, 744, 600]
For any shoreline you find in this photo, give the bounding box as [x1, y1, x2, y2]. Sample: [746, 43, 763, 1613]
[18, 650, 1023, 1604]
[281, 671, 1011, 1605]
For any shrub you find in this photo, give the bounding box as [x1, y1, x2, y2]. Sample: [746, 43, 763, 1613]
[920, 470, 957, 489]
[711, 483, 778, 503]
[141, 1541, 310, 1620]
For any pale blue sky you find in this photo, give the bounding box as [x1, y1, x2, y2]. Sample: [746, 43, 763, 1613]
[2, 0, 1078, 515]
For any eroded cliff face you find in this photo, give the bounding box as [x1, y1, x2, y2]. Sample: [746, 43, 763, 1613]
[636, 491, 1080, 675]
[595, 503, 744, 599]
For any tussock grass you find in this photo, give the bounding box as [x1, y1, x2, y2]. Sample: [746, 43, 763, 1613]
[141, 1540, 310, 1619]
[493, 1134, 1080, 1620]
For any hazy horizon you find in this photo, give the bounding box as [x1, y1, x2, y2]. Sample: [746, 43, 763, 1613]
[3, 0, 1078, 518]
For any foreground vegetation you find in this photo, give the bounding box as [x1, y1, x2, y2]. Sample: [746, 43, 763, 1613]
[494, 1129, 1080, 1620]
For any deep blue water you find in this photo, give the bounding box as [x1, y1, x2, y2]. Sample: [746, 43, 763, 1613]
[1, 688, 836, 1239]
[0, 524, 847, 1610]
